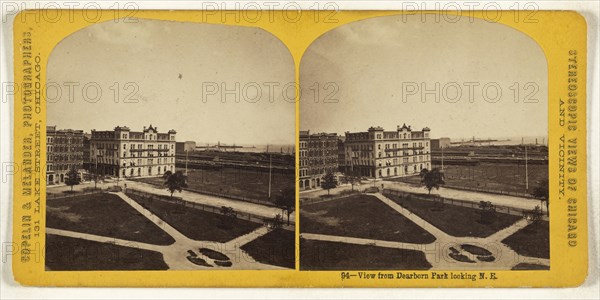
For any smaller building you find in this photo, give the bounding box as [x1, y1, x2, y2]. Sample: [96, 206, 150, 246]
[46, 126, 84, 185]
[337, 136, 346, 173]
[176, 141, 197, 153]
[431, 137, 451, 149]
[299, 130, 339, 190]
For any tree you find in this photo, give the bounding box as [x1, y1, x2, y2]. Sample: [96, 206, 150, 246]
[523, 205, 543, 229]
[264, 213, 284, 231]
[321, 172, 338, 195]
[347, 175, 361, 191]
[419, 168, 445, 195]
[163, 170, 188, 198]
[478, 201, 496, 224]
[219, 206, 237, 229]
[532, 181, 549, 216]
[275, 187, 295, 226]
[65, 167, 81, 192]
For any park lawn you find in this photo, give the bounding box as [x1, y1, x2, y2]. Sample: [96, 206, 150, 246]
[386, 163, 548, 196]
[300, 194, 436, 244]
[383, 192, 522, 238]
[45, 234, 169, 271]
[502, 221, 550, 259]
[46, 193, 175, 245]
[127, 193, 262, 243]
[300, 239, 432, 270]
[240, 229, 295, 269]
[131, 167, 295, 203]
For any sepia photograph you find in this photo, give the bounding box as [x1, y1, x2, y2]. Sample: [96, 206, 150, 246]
[299, 15, 550, 271]
[43, 19, 296, 270]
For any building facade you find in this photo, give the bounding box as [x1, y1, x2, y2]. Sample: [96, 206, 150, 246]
[344, 124, 431, 178]
[89, 125, 177, 178]
[46, 126, 84, 185]
[431, 137, 451, 149]
[176, 141, 197, 153]
[299, 131, 339, 190]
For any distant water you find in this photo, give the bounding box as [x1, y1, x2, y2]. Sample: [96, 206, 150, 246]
[196, 143, 295, 154]
[447, 136, 549, 146]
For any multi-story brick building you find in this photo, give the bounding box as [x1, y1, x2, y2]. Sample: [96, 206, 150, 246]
[46, 126, 84, 185]
[344, 124, 431, 178]
[299, 130, 339, 190]
[89, 125, 177, 178]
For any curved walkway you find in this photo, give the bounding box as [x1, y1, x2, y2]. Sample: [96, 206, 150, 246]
[301, 193, 549, 270]
[47, 192, 288, 270]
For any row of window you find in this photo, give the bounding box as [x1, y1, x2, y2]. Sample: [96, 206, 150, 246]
[47, 136, 83, 144]
[47, 154, 83, 162]
[299, 158, 337, 167]
[96, 157, 175, 165]
[47, 146, 83, 153]
[299, 167, 336, 178]
[46, 163, 80, 172]
[298, 150, 338, 158]
[347, 155, 430, 166]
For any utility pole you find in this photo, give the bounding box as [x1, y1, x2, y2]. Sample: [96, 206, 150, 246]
[268, 154, 272, 199]
[441, 146, 445, 171]
[185, 149, 188, 176]
[525, 145, 529, 191]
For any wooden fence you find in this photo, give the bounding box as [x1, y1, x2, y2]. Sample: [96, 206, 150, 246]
[382, 188, 549, 221]
[124, 188, 294, 227]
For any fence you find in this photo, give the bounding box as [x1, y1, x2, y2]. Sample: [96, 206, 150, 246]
[300, 187, 381, 206]
[438, 183, 535, 199]
[46, 189, 105, 200]
[183, 186, 276, 207]
[388, 177, 535, 199]
[382, 188, 549, 221]
[124, 188, 294, 227]
[130, 178, 276, 207]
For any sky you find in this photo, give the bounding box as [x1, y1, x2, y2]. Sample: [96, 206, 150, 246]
[47, 18, 295, 145]
[300, 14, 548, 140]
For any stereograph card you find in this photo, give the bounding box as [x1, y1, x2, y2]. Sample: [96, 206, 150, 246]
[9, 9, 589, 288]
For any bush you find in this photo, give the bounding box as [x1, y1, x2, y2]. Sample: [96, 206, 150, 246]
[264, 214, 284, 231]
[364, 187, 380, 194]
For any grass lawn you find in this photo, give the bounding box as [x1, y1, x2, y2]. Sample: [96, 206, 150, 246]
[386, 163, 548, 196]
[384, 192, 521, 238]
[301, 194, 436, 244]
[131, 167, 295, 203]
[127, 193, 262, 242]
[240, 229, 295, 269]
[300, 239, 432, 270]
[45, 234, 169, 271]
[46, 193, 175, 245]
[502, 221, 550, 259]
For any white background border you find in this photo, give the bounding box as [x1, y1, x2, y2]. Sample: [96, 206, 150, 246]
[0, 1, 598, 299]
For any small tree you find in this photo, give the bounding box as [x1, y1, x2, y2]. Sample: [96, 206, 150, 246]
[275, 187, 295, 226]
[478, 201, 496, 224]
[65, 167, 81, 192]
[163, 170, 188, 198]
[532, 181, 549, 216]
[419, 168, 445, 195]
[347, 175, 361, 191]
[523, 205, 543, 229]
[321, 172, 338, 195]
[264, 213, 284, 231]
[219, 206, 237, 229]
